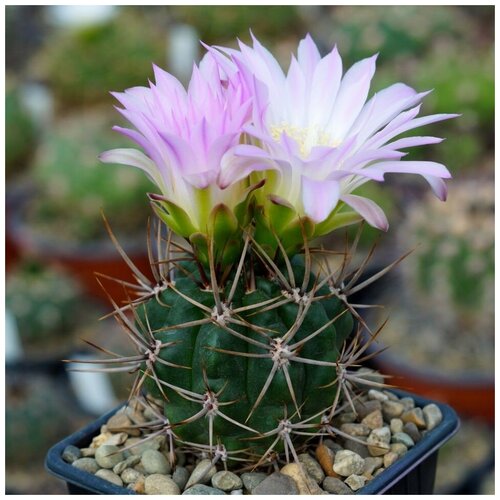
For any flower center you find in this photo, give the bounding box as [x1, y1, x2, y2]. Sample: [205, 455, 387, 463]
[270, 122, 341, 158]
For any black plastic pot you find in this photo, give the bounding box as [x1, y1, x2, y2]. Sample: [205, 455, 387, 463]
[45, 391, 459, 495]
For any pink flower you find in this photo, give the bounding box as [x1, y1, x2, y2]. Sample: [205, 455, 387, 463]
[100, 54, 265, 238]
[209, 34, 458, 233]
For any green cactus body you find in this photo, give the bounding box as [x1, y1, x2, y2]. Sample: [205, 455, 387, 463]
[140, 258, 353, 455]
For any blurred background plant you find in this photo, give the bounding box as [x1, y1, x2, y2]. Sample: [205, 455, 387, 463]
[5, 4, 494, 494]
[31, 9, 166, 110]
[6, 82, 39, 179]
[24, 110, 153, 244]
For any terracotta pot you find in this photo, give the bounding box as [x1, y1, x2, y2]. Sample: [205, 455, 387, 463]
[352, 266, 494, 425]
[368, 348, 494, 424]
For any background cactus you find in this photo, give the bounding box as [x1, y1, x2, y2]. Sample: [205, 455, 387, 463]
[373, 178, 494, 374]
[32, 9, 165, 109]
[6, 83, 38, 179]
[6, 262, 104, 356]
[26, 110, 153, 243]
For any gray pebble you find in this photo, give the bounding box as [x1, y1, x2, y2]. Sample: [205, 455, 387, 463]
[145, 474, 180, 495]
[125, 436, 161, 455]
[95, 445, 124, 469]
[106, 412, 133, 433]
[298, 453, 325, 484]
[344, 474, 367, 491]
[337, 412, 357, 424]
[390, 418, 404, 434]
[230, 489, 243, 495]
[401, 408, 426, 428]
[391, 432, 415, 448]
[400, 397, 415, 411]
[354, 400, 382, 419]
[141, 449, 171, 475]
[368, 426, 391, 443]
[361, 410, 384, 430]
[322, 476, 354, 494]
[62, 445, 81, 464]
[185, 459, 217, 489]
[72, 457, 99, 474]
[183, 484, 226, 495]
[173, 466, 190, 490]
[125, 407, 147, 425]
[390, 443, 408, 456]
[333, 450, 365, 476]
[340, 423, 371, 437]
[134, 462, 148, 475]
[121, 468, 143, 484]
[95, 469, 123, 487]
[368, 389, 389, 402]
[344, 438, 370, 458]
[323, 438, 344, 453]
[367, 427, 391, 456]
[383, 451, 399, 468]
[113, 455, 141, 475]
[403, 422, 422, 443]
[241, 472, 267, 492]
[211, 471, 242, 492]
[362, 457, 383, 477]
[382, 400, 405, 419]
[252, 472, 299, 495]
[423, 403, 443, 431]
[383, 390, 400, 401]
[103, 432, 128, 447]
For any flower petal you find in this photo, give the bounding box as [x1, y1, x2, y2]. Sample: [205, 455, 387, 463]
[99, 148, 162, 188]
[340, 194, 389, 231]
[385, 136, 444, 150]
[365, 160, 452, 179]
[297, 33, 321, 79]
[302, 176, 340, 223]
[218, 149, 275, 188]
[327, 54, 378, 143]
[422, 175, 448, 201]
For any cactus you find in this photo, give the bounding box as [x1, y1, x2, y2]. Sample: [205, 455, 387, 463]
[78, 219, 397, 464]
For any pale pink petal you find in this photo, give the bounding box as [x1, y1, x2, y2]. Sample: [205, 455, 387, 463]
[365, 160, 452, 179]
[218, 150, 276, 188]
[386, 136, 444, 149]
[309, 45, 342, 128]
[350, 86, 431, 143]
[327, 54, 378, 143]
[302, 176, 340, 222]
[297, 33, 321, 79]
[158, 131, 196, 173]
[99, 148, 162, 187]
[341, 194, 389, 231]
[422, 175, 448, 201]
[342, 148, 405, 171]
